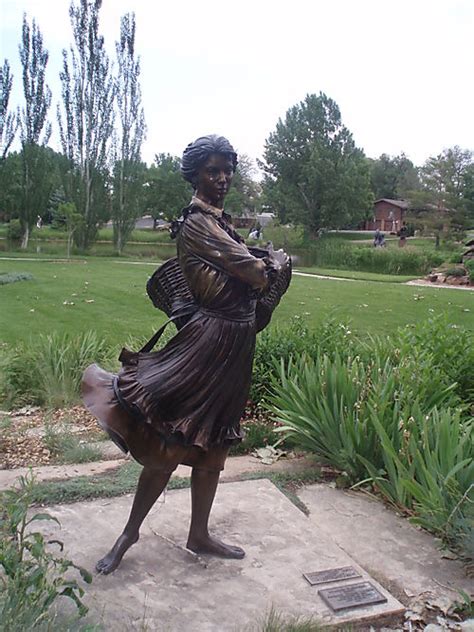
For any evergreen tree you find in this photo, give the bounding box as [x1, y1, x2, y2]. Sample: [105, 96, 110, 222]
[18, 15, 52, 248]
[111, 12, 146, 254]
[58, 0, 115, 250]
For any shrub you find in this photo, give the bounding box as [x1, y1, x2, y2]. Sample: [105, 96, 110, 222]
[392, 315, 474, 404]
[6, 219, 23, 243]
[465, 258, 474, 282]
[251, 317, 357, 404]
[444, 267, 466, 277]
[0, 272, 33, 285]
[0, 473, 92, 630]
[300, 239, 445, 275]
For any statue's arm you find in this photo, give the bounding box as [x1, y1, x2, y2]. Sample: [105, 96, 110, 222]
[181, 213, 268, 290]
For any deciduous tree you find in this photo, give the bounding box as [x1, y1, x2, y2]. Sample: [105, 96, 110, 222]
[369, 153, 420, 200]
[18, 15, 52, 248]
[58, 0, 115, 250]
[419, 146, 473, 238]
[144, 154, 191, 226]
[225, 154, 261, 218]
[111, 12, 146, 254]
[261, 93, 373, 235]
[0, 60, 18, 161]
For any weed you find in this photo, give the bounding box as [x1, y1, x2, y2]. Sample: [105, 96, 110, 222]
[0, 473, 92, 630]
[247, 606, 327, 631]
[43, 422, 102, 465]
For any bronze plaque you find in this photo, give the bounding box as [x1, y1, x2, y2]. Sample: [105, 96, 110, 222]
[318, 582, 387, 612]
[303, 566, 361, 586]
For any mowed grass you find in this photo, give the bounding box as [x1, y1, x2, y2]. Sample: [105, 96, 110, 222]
[0, 256, 472, 346]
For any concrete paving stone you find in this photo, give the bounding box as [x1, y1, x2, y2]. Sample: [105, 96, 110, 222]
[40, 479, 403, 631]
[298, 484, 473, 603]
[0, 453, 316, 491]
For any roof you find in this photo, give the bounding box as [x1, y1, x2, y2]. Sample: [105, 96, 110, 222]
[374, 198, 409, 209]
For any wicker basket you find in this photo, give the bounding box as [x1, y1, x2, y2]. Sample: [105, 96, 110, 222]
[146, 248, 291, 333]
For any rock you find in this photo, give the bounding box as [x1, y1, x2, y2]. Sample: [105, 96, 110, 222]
[460, 620, 474, 632]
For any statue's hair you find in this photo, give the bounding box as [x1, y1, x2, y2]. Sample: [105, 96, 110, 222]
[181, 135, 238, 187]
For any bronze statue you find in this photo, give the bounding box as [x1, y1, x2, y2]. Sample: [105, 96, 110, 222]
[82, 135, 291, 574]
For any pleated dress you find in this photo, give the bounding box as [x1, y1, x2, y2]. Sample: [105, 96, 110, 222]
[82, 201, 270, 469]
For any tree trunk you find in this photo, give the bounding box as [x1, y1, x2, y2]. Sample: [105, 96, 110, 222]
[117, 227, 123, 255]
[21, 224, 30, 250]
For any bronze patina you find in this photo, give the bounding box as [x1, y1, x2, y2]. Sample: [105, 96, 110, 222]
[82, 135, 291, 574]
[318, 582, 388, 612]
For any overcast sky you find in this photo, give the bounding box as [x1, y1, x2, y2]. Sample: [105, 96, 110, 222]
[1, 0, 473, 168]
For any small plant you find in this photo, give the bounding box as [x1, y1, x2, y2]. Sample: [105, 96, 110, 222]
[0, 472, 92, 630]
[43, 422, 102, 464]
[249, 607, 327, 631]
[230, 420, 277, 456]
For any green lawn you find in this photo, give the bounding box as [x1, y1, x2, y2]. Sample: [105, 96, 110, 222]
[0, 224, 171, 243]
[1, 256, 472, 345]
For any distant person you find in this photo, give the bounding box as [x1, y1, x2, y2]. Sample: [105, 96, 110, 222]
[36, 215, 43, 229]
[399, 222, 408, 247]
[373, 230, 386, 248]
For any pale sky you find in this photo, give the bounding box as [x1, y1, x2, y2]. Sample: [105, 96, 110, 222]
[1, 0, 473, 168]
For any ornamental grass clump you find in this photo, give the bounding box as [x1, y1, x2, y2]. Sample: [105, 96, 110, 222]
[267, 348, 473, 556]
[0, 331, 113, 409]
[269, 353, 457, 482]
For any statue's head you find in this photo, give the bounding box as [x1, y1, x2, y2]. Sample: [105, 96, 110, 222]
[181, 135, 238, 189]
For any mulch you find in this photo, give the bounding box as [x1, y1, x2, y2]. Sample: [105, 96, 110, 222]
[0, 405, 102, 469]
[0, 403, 275, 470]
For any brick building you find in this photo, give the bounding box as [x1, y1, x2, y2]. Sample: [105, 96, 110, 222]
[364, 198, 409, 233]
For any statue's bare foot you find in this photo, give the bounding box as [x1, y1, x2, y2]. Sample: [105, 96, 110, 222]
[96, 532, 139, 574]
[187, 534, 245, 559]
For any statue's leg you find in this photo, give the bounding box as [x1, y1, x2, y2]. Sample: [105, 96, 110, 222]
[96, 467, 172, 574]
[186, 468, 245, 559]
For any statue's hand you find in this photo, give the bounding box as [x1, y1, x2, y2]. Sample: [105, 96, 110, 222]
[272, 248, 289, 268]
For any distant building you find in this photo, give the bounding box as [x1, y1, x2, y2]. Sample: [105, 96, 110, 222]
[364, 199, 409, 233]
[232, 211, 276, 229]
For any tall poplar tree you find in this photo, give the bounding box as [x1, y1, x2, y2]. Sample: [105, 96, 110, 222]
[0, 60, 18, 161]
[58, 0, 115, 250]
[18, 15, 52, 248]
[111, 12, 146, 254]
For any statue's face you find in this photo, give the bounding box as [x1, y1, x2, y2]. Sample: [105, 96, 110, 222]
[195, 153, 234, 207]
